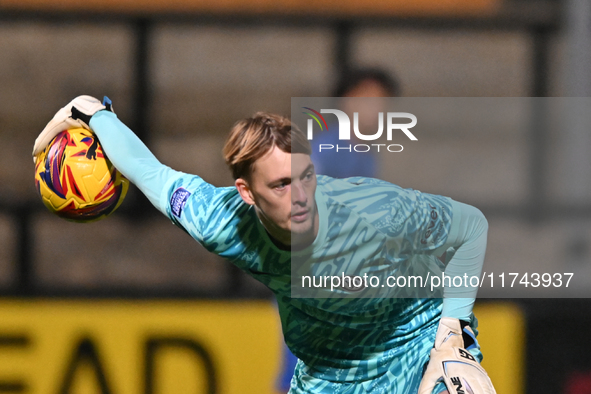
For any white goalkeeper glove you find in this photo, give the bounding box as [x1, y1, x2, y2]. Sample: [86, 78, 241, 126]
[32, 95, 114, 162]
[418, 317, 497, 394]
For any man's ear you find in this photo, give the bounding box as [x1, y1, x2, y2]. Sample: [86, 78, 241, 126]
[235, 178, 255, 206]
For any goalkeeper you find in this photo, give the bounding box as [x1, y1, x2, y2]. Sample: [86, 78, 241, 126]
[33, 96, 496, 394]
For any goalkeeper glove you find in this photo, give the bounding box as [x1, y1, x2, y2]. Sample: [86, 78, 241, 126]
[418, 317, 497, 394]
[33, 95, 113, 162]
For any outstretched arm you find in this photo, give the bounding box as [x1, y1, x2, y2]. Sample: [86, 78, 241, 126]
[419, 200, 496, 394]
[89, 110, 181, 214]
[33, 96, 239, 249]
[440, 200, 488, 321]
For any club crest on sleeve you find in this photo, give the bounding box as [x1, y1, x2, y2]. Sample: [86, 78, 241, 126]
[170, 187, 191, 219]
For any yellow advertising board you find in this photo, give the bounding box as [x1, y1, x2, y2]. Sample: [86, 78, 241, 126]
[0, 300, 281, 394]
[474, 302, 525, 394]
[0, 299, 522, 394]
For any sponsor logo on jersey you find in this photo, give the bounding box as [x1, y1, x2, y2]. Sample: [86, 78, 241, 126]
[170, 187, 191, 219]
[421, 203, 440, 245]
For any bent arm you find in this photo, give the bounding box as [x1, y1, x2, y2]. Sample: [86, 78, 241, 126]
[440, 201, 488, 321]
[89, 110, 181, 214]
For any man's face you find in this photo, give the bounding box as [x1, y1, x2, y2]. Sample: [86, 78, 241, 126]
[237, 146, 318, 247]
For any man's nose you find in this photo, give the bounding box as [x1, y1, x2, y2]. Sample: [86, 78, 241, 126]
[291, 183, 307, 204]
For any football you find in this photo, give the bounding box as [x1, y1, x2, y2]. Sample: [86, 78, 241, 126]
[34, 127, 129, 222]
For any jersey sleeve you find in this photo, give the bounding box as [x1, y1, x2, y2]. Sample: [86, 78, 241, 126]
[403, 191, 487, 321]
[159, 173, 250, 253]
[89, 110, 248, 253]
[89, 110, 178, 211]
[438, 200, 488, 321]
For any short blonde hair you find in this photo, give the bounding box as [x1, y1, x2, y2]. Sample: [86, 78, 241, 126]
[223, 112, 311, 180]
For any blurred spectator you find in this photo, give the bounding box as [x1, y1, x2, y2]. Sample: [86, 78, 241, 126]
[310, 67, 400, 178]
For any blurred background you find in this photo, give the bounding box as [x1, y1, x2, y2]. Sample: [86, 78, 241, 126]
[1, 0, 591, 392]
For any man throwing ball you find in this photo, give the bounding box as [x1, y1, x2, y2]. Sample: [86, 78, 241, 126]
[33, 96, 496, 394]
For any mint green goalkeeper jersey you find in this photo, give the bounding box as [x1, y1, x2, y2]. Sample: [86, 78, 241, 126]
[89, 111, 487, 393]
